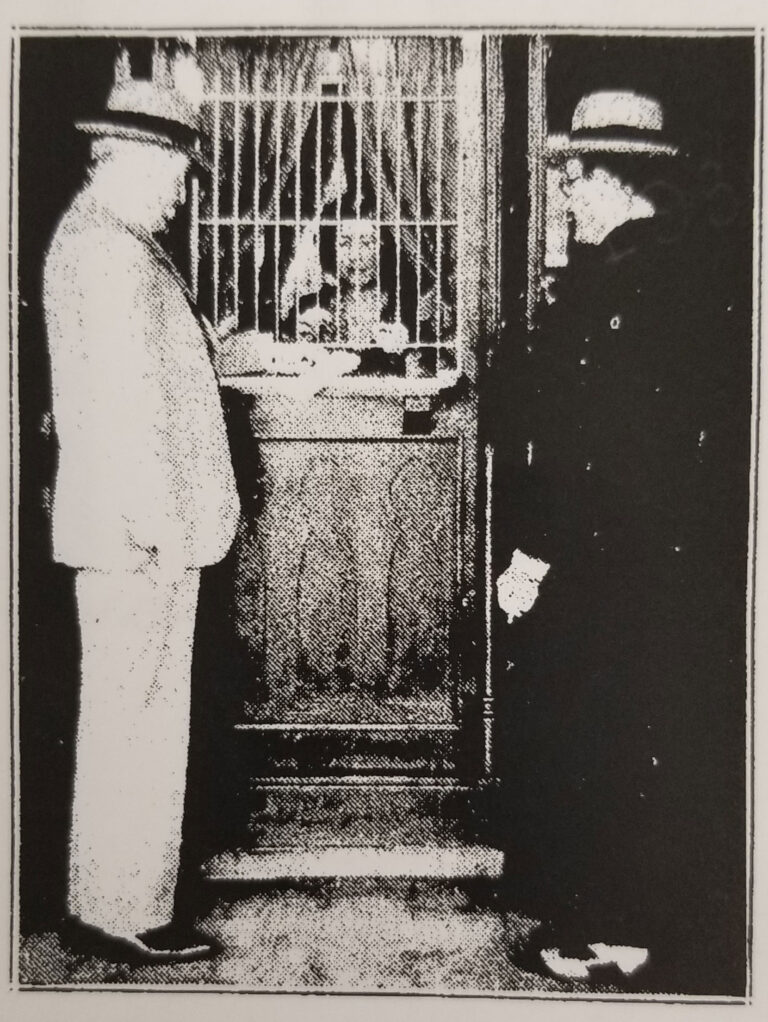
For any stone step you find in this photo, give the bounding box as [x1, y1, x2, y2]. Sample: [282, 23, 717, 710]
[234, 726, 460, 779]
[202, 843, 504, 881]
[242, 782, 491, 849]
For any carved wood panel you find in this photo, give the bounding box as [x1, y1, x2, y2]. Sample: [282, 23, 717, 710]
[234, 439, 459, 723]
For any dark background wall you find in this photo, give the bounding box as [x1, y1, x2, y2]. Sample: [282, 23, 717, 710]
[17, 36, 130, 932]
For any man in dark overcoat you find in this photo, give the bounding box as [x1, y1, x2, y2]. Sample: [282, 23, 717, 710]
[494, 91, 744, 992]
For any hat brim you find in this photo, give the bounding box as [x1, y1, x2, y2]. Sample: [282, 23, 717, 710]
[548, 133, 678, 157]
[75, 120, 212, 171]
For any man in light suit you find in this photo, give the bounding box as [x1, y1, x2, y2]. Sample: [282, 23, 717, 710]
[43, 48, 239, 961]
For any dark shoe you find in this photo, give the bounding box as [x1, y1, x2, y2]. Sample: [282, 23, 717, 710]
[138, 923, 222, 961]
[61, 917, 218, 964]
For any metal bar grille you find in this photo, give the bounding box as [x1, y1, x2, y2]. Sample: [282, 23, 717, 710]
[204, 92, 459, 103]
[197, 38, 472, 380]
[198, 218, 459, 226]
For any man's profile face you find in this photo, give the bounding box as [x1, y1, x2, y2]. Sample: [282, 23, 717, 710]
[135, 146, 192, 232]
[92, 139, 191, 233]
[559, 156, 655, 246]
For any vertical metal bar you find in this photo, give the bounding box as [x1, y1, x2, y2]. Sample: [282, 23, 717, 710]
[483, 443, 494, 777]
[455, 58, 463, 374]
[274, 66, 283, 341]
[335, 88, 342, 346]
[253, 59, 261, 332]
[315, 84, 322, 319]
[454, 32, 483, 381]
[376, 75, 383, 328]
[395, 70, 402, 326]
[527, 35, 548, 331]
[190, 174, 200, 303]
[483, 36, 504, 364]
[436, 55, 444, 353]
[233, 58, 241, 326]
[456, 434, 464, 588]
[355, 71, 362, 346]
[415, 73, 423, 347]
[294, 82, 302, 343]
[212, 60, 221, 325]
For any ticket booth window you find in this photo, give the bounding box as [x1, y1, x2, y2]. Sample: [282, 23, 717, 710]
[192, 36, 483, 384]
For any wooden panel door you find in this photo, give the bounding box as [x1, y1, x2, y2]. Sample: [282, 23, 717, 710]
[222, 387, 483, 795]
[234, 438, 459, 724]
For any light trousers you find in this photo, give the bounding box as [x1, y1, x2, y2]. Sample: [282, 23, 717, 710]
[68, 566, 200, 939]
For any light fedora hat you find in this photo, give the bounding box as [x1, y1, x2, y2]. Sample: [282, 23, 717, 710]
[549, 90, 678, 157]
[75, 47, 210, 168]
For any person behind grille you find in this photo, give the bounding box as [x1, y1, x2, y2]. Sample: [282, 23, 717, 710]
[284, 219, 408, 352]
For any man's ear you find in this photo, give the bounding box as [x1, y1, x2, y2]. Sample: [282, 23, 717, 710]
[564, 156, 585, 182]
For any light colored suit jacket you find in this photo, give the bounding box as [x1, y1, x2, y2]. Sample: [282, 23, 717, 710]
[43, 188, 240, 569]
